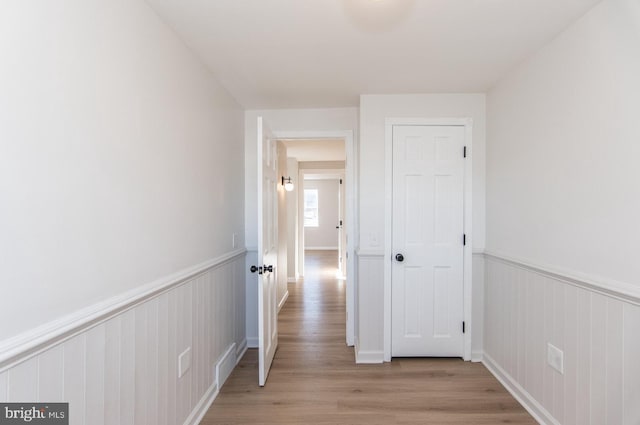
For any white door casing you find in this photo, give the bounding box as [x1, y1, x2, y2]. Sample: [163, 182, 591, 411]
[387, 121, 472, 359]
[257, 117, 278, 386]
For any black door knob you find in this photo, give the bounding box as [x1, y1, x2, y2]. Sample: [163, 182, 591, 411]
[395, 253, 404, 262]
[265, 265, 274, 273]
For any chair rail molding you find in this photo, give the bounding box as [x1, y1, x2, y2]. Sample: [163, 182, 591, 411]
[482, 250, 640, 306]
[0, 248, 247, 371]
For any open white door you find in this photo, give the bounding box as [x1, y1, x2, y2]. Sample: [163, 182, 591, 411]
[257, 117, 278, 386]
[338, 177, 346, 279]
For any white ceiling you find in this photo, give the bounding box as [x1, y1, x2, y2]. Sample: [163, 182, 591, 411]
[282, 139, 346, 162]
[147, 0, 601, 108]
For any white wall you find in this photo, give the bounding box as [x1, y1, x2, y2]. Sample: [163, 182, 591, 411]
[276, 142, 288, 308]
[485, 1, 640, 423]
[486, 0, 640, 286]
[359, 94, 486, 251]
[0, 1, 246, 423]
[0, 0, 245, 342]
[356, 94, 486, 358]
[304, 179, 340, 250]
[286, 158, 299, 280]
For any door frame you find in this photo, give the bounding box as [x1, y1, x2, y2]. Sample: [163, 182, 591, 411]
[273, 130, 356, 347]
[383, 118, 473, 362]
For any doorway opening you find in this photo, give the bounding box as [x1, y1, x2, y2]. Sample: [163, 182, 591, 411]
[275, 132, 355, 346]
[302, 171, 345, 280]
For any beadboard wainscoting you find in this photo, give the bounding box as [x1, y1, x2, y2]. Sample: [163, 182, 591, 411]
[482, 252, 640, 425]
[0, 250, 247, 425]
[354, 250, 385, 364]
[244, 249, 259, 349]
[471, 252, 485, 362]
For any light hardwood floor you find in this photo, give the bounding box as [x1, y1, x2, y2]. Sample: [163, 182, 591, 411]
[202, 250, 535, 424]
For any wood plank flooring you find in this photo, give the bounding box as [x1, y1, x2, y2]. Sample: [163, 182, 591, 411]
[201, 250, 535, 424]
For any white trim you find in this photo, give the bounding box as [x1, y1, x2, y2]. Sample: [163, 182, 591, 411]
[354, 342, 384, 364]
[275, 129, 356, 347]
[183, 382, 219, 425]
[483, 352, 558, 425]
[247, 337, 259, 348]
[287, 277, 298, 283]
[277, 290, 289, 313]
[471, 350, 483, 363]
[482, 250, 640, 306]
[354, 351, 384, 364]
[184, 340, 243, 425]
[0, 248, 247, 371]
[304, 246, 339, 251]
[383, 118, 474, 362]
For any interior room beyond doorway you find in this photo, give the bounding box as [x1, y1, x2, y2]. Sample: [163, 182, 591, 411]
[279, 138, 346, 282]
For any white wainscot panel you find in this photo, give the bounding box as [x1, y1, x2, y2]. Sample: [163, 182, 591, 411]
[482, 255, 640, 425]
[354, 252, 384, 364]
[0, 251, 247, 425]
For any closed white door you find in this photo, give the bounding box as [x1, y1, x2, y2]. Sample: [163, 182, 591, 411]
[257, 117, 278, 386]
[391, 125, 465, 357]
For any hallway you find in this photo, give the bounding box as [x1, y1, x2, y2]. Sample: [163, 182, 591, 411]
[202, 251, 535, 424]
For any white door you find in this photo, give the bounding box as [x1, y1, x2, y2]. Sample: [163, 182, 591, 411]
[391, 125, 465, 357]
[338, 177, 346, 278]
[257, 117, 278, 386]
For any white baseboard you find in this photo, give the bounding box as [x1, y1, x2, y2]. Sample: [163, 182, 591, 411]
[287, 277, 298, 283]
[247, 337, 258, 348]
[304, 247, 339, 251]
[354, 346, 384, 364]
[482, 352, 557, 425]
[471, 349, 483, 363]
[183, 381, 218, 425]
[277, 290, 289, 313]
[185, 341, 245, 425]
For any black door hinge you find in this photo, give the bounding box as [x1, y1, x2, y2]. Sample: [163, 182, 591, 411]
[463, 146, 467, 158]
[340, 179, 343, 184]
[462, 321, 466, 333]
[463, 234, 466, 246]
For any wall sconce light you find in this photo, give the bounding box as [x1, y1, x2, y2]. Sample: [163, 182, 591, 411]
[281, 176, 294, 192]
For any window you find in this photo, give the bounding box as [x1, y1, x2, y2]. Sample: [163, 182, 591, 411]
[304, 189, 319, 227]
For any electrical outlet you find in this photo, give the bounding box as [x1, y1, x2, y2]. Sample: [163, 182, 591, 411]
[547, 343, 564, 374]
[178, 347, 192, 378]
